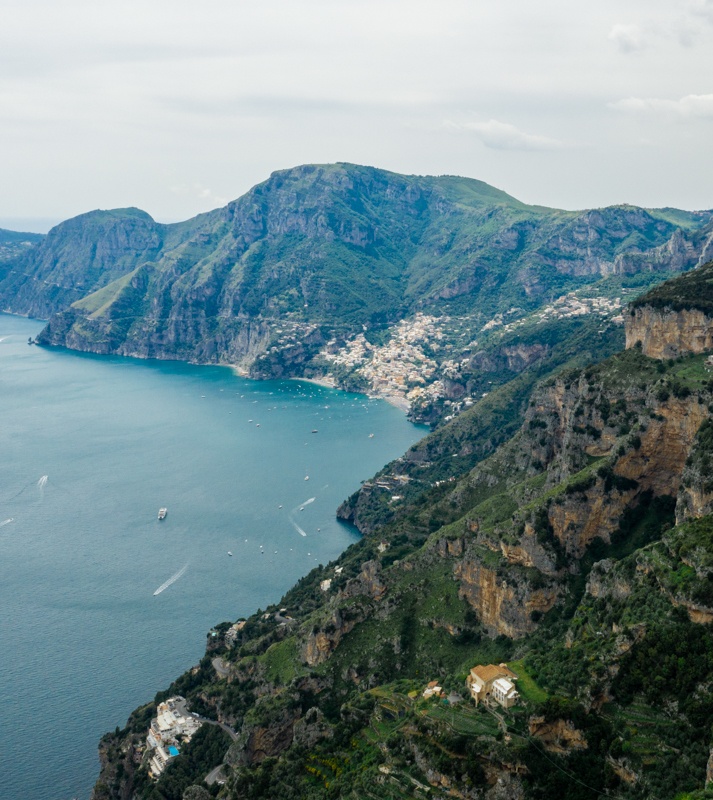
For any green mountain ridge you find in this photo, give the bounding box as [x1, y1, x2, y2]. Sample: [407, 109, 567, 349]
[1, 163, 711, 425]
[89, 261, 713, 800]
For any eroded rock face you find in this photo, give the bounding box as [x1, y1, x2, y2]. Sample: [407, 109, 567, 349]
[292, 707, 334, 749]
[528, 716, 588, 754]
[340, 560, 387, 602]
[616, 398, 708, 496]
[625, 306, 713, 359]
[548, 487, 635, 559]
[454, 559, 557, 638]
[586, 559, 632, 601]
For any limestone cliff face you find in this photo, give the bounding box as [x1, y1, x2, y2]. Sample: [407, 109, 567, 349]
[625, 306, 713, 359]
[302, 560, 386, 666]
[227, 707, 298, 767]
[519, 362, 708, 555]
[677, 420, 713, 524]
[302, 608, 358, 667]
[586, 559, 632, 601]
[528, 716, 588, 754]
[453, 558, 557, 638]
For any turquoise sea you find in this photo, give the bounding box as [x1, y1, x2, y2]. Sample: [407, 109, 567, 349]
[0, 313, 425, 800]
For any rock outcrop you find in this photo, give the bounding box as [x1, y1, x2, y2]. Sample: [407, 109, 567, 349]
[625, 306, 713, 359]
[454, 559, 558, 638]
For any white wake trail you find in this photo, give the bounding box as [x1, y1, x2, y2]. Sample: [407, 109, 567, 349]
[290, 519, 308, 537]
[0, 518, 14, 528]
[37, 475, 48, 489]
[153, 563, 189, 596]
[291, 496, 316, 514]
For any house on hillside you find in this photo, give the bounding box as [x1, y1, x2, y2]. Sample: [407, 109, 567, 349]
[422, 680, 443, 699]
[467, 663, 519, 708]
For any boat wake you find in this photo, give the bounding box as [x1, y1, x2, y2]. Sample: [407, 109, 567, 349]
[37, 475, 48, 489]
[153, 563, 189, 596]
[0, 518, 14, 528]
[288, 496, 316, 537]
[292, 496, 315, 514]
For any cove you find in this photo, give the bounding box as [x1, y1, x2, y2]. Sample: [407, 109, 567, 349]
[0, 313, 425, 800]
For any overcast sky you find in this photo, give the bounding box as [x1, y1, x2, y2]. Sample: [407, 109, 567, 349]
[1, 0, 712, 228]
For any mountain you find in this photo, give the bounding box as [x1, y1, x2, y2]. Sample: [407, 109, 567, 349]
[88, 261, 713, 800]
[2, 164, 711, 422]
[0, 226, 43, 267]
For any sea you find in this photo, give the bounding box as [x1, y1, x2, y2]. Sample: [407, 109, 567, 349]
[0, 313, 425, 800]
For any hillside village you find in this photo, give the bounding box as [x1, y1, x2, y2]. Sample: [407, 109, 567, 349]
[318, 293, 626, 414]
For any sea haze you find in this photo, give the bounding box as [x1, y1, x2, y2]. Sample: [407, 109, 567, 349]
[0, 313, 425, 800]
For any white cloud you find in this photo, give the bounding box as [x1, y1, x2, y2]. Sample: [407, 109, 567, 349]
[445, 119, 565, 151]
[689, 0, 713, 23]
[608, 24, 647, 53]
[610, 93, 713, 118]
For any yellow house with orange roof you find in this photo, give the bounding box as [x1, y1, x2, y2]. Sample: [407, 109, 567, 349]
[466, 663, 519, 708]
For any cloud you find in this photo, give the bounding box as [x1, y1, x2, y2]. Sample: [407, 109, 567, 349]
[608, 23, 646, 53]
[690, 0, 713, 24]
[170, 184, 230, 208]
[445, 119, 564, 151]
[610, 93, 713, 118]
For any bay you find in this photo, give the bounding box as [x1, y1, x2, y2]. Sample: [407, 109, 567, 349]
[0, 313, 425, 800]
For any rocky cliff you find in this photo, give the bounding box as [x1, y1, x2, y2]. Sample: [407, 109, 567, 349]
[625, 259, 713, 358]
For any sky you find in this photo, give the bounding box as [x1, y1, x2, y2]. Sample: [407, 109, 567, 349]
[1, 0, 712, 229]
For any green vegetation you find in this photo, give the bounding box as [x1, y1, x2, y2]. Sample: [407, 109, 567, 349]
[631, 258, 713, 313]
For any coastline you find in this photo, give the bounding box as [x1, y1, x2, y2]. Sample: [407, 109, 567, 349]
[291, 375, 337, 389]
[379, 393, 410, 413]
[293, 376, 412, 414]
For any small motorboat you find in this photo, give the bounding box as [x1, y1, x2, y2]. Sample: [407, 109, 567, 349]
[158, 508, 168, 520]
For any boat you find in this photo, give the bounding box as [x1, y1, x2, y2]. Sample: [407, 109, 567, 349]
[227, 551, 233, 556]
[304, 475, 309, 481]
[158, 508, 167, 520]
[311, 429, 318, 433]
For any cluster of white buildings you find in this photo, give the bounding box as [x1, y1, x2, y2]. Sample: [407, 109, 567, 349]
[146, 696, 202, 779]
[322, 314, 448, 407]
[485, 293, 624, 338]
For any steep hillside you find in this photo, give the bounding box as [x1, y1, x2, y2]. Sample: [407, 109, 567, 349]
[3, 164, 705, 418]
[90, 261, 713, 800]
[0, 209, 209, 320]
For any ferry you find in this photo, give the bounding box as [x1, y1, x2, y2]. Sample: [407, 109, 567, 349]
[158, 508, 168, 520]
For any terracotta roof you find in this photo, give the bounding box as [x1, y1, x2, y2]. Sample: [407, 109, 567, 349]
[470, 663, 519, 683]
[470, 664, 504, 683]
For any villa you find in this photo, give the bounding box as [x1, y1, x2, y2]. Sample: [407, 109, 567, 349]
[466, 664, 520, 708]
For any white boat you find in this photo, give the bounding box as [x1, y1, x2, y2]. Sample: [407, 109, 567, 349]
[227, 551, 233, 556]
[304, 475, 309, 481]
[158, 508, 167, 520]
